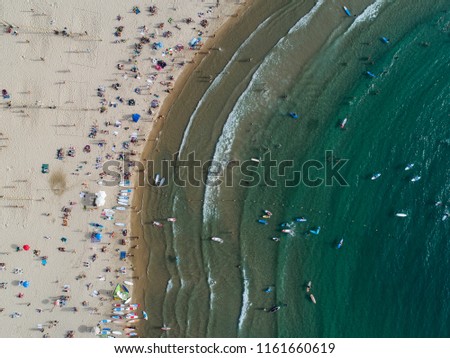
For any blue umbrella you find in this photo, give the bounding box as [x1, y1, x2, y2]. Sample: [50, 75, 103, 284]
[41, 259, 47, 266]
[22, 281, 30, 288]
[132, 113, 141, 122]
[94, 233, 102, 240]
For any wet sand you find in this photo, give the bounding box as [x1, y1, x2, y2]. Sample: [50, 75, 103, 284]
[137, 0, 380, 337]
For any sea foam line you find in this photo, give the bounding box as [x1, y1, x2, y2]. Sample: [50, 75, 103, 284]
[201, 1, 325, 334]
[178, 10, 276, 155]
[288, 0, 325, 35]
[346, 0, 386, 33]
[206, 261, 215, 334]
[202, 0, 325, 223]
[166, 278, 174, 293]
[237, 266, 250, 334]
[171, 194, 186, 288]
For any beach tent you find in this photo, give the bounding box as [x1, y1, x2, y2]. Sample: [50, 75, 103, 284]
[112, 284, 130, 301]
[132, 113, 141, 122]
[152, 42, 163, 50]
[189, 37, 201, 47]
[96, 191, 107, 198]
[95, 191, 107, 207]
[95, 197, 106, 207]
[92, 232, 102, 243]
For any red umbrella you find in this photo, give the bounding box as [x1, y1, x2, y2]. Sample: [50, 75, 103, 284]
[23, 245, 30, 251]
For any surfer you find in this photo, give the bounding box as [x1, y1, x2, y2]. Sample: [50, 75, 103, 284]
[266, 305, 280, 313]
[265, 303, 287, 313]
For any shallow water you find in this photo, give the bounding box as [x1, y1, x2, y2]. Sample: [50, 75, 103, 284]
[142, 0, 450, 337]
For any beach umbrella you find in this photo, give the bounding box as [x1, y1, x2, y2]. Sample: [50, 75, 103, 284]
[23, 244, 30, 251]
[94, 233, 102, 240]
[41, 259, 47, 266]
[96, 191, 107, 199]
[132, 113, 141, 123]
[22, 281, 30, 288]
[95, 197, 106, 207]
[152, 42, 163, 50]
[94, 191, 107, 207]
[189, 38, 199, 47]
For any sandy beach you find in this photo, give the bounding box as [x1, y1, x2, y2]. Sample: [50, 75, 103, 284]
[2, 0, 449, 344]
[0, 0, 243, 338]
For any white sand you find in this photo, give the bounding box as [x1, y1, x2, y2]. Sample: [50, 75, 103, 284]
[0, 0, 242, 337]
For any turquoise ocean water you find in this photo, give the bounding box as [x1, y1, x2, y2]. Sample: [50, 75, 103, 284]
[142, 0, 450, 337]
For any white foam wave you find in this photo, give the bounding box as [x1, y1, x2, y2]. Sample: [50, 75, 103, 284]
[347, 0, 386, 33]
[288, 0, 325, 35]
[202, 1, 324, 223]
[165, 278, 174, 293]
[169, 194, 187, 291]
[237, 267, 250, 333]
[178, 11, 275, 155]
[207, 262, 215, 324]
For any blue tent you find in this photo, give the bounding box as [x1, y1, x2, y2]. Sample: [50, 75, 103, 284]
[132, 113, 141, 122]
[92, 232, 102, 243]
[189, 37, 201, 47]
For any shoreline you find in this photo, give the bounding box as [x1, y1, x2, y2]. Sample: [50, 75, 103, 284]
[135, 0, 304, 337]
[130, 0, 256, 334]
[135, 0, 380, 337]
